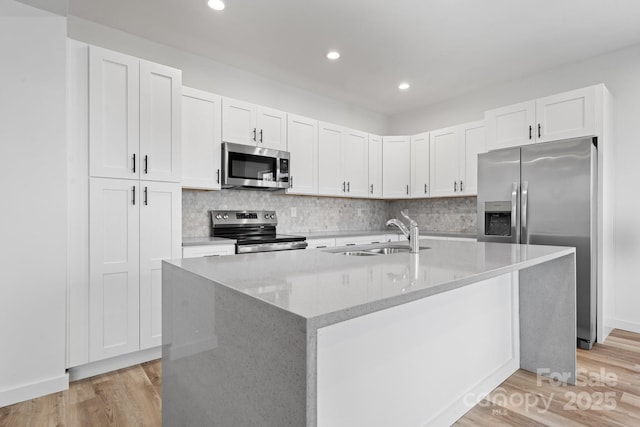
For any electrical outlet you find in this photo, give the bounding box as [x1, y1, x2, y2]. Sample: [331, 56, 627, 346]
[291, 207, 297, 217]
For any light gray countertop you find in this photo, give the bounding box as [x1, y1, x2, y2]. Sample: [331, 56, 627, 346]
[166, 240, 574, 327]
[182, 236, 236, 246]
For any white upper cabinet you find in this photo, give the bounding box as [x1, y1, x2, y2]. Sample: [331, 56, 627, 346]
[410, 132, 430, 198]
[484, 101, 535, 151]
[181, 87, 222, 190]
[257, 106, 287, 151]
[430, 121, 485, 197]
[382, 136, 411, 198]
[429, 127, 460, 197]
[89, 47, 140, 180]
[89, 46, 181, 182]
[222, 98, 287, 150]
[459, 121, 485, 196]
[318, 122, 344, 196]
[535, 86, 596, 143]
[287, 114, 318, 195]
[368, 134, 383, 198]
[139, 61, 182, 182]
[139, 181, 181, 350]
[343, 129, 369, 197]
[485, 85, 599, 150]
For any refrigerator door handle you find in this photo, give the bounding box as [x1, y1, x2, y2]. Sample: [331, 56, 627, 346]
[511, 182, 520, 243]
[521, 181, 529, 244]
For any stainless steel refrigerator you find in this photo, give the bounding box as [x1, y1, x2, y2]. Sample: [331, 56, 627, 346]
[477, 137, 597, 349]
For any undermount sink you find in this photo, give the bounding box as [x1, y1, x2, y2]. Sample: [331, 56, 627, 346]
[333, 245, 431, 256]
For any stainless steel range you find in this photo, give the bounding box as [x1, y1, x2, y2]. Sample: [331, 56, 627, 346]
[211, 210, 307, 254]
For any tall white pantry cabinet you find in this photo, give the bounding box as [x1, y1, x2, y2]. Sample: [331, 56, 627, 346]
[68, 41, 182, 370]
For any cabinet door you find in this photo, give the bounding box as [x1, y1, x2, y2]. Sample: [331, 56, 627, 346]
[410, 132, 430, 198]
[89, 47, 140, 180]
[181, 87, 222, 190]
[287, 114, 318, 195]
[318, 122, 345, 196]
[139, 181, 181, 350]
[89, 178, 140, 361]
[222, 97, 257, 145]
[484, 101, 535, 151]
[343, 129, 369, 197]
[257, 106, 287, 151]
[140, 61, 182, 182]
[459, 121, 485, 196]
[382, 136, 411, 198]
[368, 134, 383, 198]
[535, 86, 596, 143]
[429, 127, 460, 197]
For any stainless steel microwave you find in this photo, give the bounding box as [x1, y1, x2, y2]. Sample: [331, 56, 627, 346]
[221, 142, 290, 190]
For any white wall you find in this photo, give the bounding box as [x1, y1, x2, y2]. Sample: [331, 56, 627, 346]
[67, 16, 390, 136]
[391, 43, 640, 333]
[0, 1, 68, 406]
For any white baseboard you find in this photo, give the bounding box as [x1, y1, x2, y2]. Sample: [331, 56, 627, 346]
[0, 373, 69, 408]
[609, 319, 640, 335]
[69, 347, 161, 382]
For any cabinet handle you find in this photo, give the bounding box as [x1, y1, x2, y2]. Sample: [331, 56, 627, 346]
[460, 180, 464, 192]
[316, 245, 327, 249]
[370, 184, 374, 194]
[253, 128, 257, 141]
[144, 155, 149, 174]
[538, 123, 541, 139]
[132, 153, 136, 173]
[529, 125, 532, 140]
[454, 181, 457, 192]
[424, 183, 427, 194]
[132, 185, 136, 205]
[144, 186, 148, 206]
[406, 184, 409, 195]
[259, 129, 263, 143]
[216, 169, 220, 184]
[346, 243, 356, 246]
[347, 182, 350, 192]
[290, 176, 293, 188]
[342, 181, 346, 192]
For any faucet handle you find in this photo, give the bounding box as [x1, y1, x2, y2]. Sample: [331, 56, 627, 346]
[400, 209, 418, 227]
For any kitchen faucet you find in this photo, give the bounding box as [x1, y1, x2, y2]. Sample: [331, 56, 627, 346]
[386, 210, 420, 253]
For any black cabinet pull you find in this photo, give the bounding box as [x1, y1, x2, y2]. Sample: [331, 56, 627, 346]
[216, 169, 220, 184]
[424, 183, 427, 194]
[406, 184, 409, 195]
[370, 184, 374, 194]
[529, 125, 532, 140]
[253, 128, 257, 141]
[259, 129, 263, 143]
[454, 181, 457, 192]
[290, 176, 293, 188]
[132, 153, 136, 173]
[460, 180, 464, 192]
[144, 155, 149, 174]
[144, 186, 148, 206]
[538, 123, 541, 138]
[132, 186, 136, 205]
[342, 181, 346, 192]
[347, 182, 350, 192]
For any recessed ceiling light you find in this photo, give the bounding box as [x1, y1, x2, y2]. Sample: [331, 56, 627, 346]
[207, 0, 225, 11]
[398, 82, 410, 90]
[326, 51, 340, 60]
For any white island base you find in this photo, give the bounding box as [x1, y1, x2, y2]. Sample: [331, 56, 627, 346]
[162, 241, 576, 426]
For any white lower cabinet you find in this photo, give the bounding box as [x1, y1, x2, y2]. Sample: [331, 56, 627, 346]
[182, 244, 236, 258]
[89, 178, 181, 361]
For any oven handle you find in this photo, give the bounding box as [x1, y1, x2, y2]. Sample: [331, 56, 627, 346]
[236, 241, 308, 254]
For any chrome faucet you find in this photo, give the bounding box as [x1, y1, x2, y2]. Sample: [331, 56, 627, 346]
[386, 210, 420, 253]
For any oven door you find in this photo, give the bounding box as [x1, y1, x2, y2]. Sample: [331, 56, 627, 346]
[222, 142, 290, 189]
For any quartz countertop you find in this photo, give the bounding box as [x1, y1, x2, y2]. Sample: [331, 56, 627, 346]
[304, 229, 476, 239]
[166, 240, 574, 327]
[182, 236, 236, 246]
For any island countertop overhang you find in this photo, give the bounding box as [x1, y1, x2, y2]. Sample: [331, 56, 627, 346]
[164, 240, 575, 328]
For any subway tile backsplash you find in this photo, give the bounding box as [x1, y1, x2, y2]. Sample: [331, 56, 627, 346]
[182, 189, 477, 237]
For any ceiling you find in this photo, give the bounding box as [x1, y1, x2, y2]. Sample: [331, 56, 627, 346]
[68, 0, 640, 116]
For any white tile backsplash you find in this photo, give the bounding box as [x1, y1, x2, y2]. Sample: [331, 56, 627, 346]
[182, 189, 477, 237]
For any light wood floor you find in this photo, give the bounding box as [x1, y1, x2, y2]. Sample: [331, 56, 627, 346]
[1, 329, 639, 426]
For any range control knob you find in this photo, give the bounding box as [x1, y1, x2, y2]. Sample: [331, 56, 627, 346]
[215, 214, 222, 220]
[264, 214, 270, 219]
[270, 214, 275, 219]
[222, 214, 229, 220]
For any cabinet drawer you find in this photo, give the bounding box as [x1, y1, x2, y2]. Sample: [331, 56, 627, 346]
[182, 245, 235, 258]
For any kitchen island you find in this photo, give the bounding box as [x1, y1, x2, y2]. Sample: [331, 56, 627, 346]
[162, 240, 576, 426]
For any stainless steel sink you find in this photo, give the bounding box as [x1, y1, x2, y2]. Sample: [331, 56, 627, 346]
[333, 245, 431, 256]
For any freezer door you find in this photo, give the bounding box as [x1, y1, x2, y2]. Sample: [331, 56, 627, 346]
[477, 147, 521, 243]
[521, 138, 597, 348]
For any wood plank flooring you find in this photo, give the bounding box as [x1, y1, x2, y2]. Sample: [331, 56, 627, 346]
[1, 329, 638, 426]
